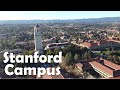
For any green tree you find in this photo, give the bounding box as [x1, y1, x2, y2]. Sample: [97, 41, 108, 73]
[65, 53, 70, 65]
[87, 50, 92, 59]
[46, 49, 53, 55]
[65, 52, 74, 65]
[60, 56, 67, 68]
[23, 50, 34, 55]
[83, 50, 92, 60]
[28, 50, 35, 55]
[84, 52, 88, 60]
[69, 52, 74, 65]
[54, 48, 62, 55]
[74, 54, 80, 62]
[81, 54, 84, 60]
[23, 50, 29, 55]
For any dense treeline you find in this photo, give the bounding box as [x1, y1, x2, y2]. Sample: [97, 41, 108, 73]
[0, 24, 34, 34]
[46, 44, 93, 62]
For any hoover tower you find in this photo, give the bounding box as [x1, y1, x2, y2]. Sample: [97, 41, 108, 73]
[34, 24, 43, 54]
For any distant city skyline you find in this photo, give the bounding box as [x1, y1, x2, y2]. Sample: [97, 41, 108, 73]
[0, 11, 120, 20]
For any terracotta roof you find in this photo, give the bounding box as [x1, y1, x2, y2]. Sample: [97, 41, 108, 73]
[89, 61, 114, 77]
[81, 42, 98, 48]
[81, 39, 120, 48]
[103, 59, 120, 70]
[75, 58, 120, 78]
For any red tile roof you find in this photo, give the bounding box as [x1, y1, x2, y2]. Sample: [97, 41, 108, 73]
[76, 58, 120, 78]
[103, 59, 120, 70]
[81, 42, 98, 48]
[89, 61, 114, 77]
[81, 39, 120, 49]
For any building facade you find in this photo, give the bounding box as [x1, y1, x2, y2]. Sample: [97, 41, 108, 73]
[80, 40, 120, 50]
[75, 58, 120, 78]
[45, 42, 69, 50]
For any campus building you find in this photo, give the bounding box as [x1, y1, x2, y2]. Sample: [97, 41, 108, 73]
[80, 40, 120, 50]
[45, 42, 69, 50]
[75, 58, 120, 78]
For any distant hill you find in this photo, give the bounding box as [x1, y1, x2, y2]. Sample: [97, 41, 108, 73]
[0, 17, 120, 24]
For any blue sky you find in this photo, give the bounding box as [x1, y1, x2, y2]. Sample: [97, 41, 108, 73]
[0, 11, 120, 20]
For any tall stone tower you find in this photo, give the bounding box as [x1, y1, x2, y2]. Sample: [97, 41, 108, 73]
[34, 24, 43, 54]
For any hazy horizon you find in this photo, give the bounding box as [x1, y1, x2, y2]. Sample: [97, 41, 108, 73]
[0, 11, 120, 20]
[0, 16, 120, 21]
